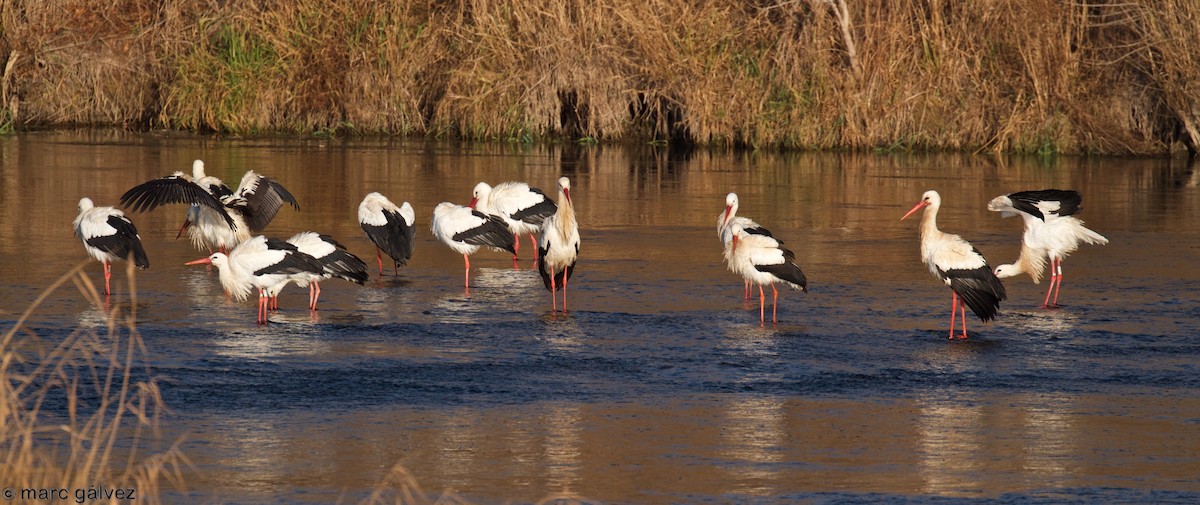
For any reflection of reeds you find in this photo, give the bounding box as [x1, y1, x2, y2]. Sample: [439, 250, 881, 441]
[1, 261, 187, 504]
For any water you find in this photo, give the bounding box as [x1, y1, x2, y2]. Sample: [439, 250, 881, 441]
[2, 131, 1200, 503]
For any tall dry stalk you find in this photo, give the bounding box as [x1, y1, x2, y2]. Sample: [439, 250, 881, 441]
[1, 261, 188, 504]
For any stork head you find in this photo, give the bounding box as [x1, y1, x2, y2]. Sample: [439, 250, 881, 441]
[192, 159, 206, 179]
[722, 192, 738, 228]
[177, 204, 202, 238]
[993, 263, 1020, 279]
[185, 252, 228, 269]
[558, 177, 571, 205]
[77, 197, 94, 212]
[469, 182, 491, 209]
[901, 190, 940, 221]
[728, 221, 744, 253]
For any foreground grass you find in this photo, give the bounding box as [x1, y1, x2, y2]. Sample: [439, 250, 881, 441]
[1, 262, 187, 503]
[1, 0, 1197, 155]
[3, 262, 597, 504]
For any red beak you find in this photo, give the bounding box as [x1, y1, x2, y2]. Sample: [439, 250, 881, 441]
[468, 197, 478, 209]
[563, 188, 571, 205]
[722, 206, 732, 228]
[901, 201, 928, 221]
[176, 220, 191, 239]
[185, 257, 212, 266]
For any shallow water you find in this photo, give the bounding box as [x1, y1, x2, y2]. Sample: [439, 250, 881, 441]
[2, 131, 1200, 503]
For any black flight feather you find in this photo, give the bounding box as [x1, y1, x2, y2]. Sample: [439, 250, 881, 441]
[452, 211, 516, 253]
[314, 235, 369, 285]
[1007, 189, 1082, 221]
[755, 247, 807, 292]
[361, 209, 415, 268]
[536, 242, 577, 292]
[942, 265, 1007, 322]
[86, 215, 150, 269]
[509, 189, 557, 224]
[119, 175, 236, 228]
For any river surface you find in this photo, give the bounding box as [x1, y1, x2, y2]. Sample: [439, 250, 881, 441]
[2, 131, 1199, 504]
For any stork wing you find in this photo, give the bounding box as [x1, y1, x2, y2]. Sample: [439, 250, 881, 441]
[453, 211, 517, 253]
[119, 173, 236, 228]
[234, 172, 300, 232]
[997, 189, 1083, 221]
[507, 187, 557, 224]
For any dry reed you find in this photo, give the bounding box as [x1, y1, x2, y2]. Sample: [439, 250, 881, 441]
[1, 261, 188, 504]
[0, 0, 1197, 154]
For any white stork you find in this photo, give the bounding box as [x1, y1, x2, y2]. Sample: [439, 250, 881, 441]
[718, 192, 773, 299]
[121, 160, 299, 253]
[902, 190, 1007, 340]
[185, 235, 325, 324]
[430, 201, 516, 290]
[537, 177, 581, 313]
[470, 181, 557, 261]
[987, 189, 1108, 308]
[73, 197, 150, 295]
[358, 192, 416, 276]
[726, 221, 807, 324]
[265, 232, 369, 311]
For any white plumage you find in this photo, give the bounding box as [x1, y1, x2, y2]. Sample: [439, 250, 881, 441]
[537, 177, 581, 312]
[122, 159, 298, 253]
[358, 192, 416, 276]
[74, 197, 150, 295]
[265, 232, 369, 311]
[717, 192, 771, 299]
[470, 181, 557, 260]
[902, 190, 1006, 339]
[726, 221, 806, 323]
[185, 235, 324, 324]
[431, 201, 516, 290]
[988, 189, 1108, 308]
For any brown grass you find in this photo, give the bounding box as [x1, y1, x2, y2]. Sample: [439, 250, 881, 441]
[2, 261, 188, 504]
[0, 0, 1197, 154]
[2, 265, 596, 504]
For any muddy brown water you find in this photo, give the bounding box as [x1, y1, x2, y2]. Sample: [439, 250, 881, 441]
[2, 131, 1199, 503]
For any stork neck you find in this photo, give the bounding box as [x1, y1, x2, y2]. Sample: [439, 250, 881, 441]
[555, 193, 576, 237]
[919, 204, 941, 241]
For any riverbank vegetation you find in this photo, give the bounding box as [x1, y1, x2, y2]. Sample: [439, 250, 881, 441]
[1, 0, 1197, 155]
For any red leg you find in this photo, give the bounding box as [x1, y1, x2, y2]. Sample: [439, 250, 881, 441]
[771, 284, 779, 323]
[512, 233, 520, 261]
[958, 299, 968, 339]
[463, 254, 471, 290]
[550, 270, 558, 312]
[103, 261, 112, 295]
[1042, 259, 1055, 308]
[257, 290, 266, 324]
[311, 282, 321, 311]
[949, 292, 959, 339]
[561, 270, 568, 313]
[1051, 258, 1063, 307]
[758, 284, 766, 324]
[376, 247, 384, 276]
[743, 279, 751, 300]
[530, 235, 539, 260]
